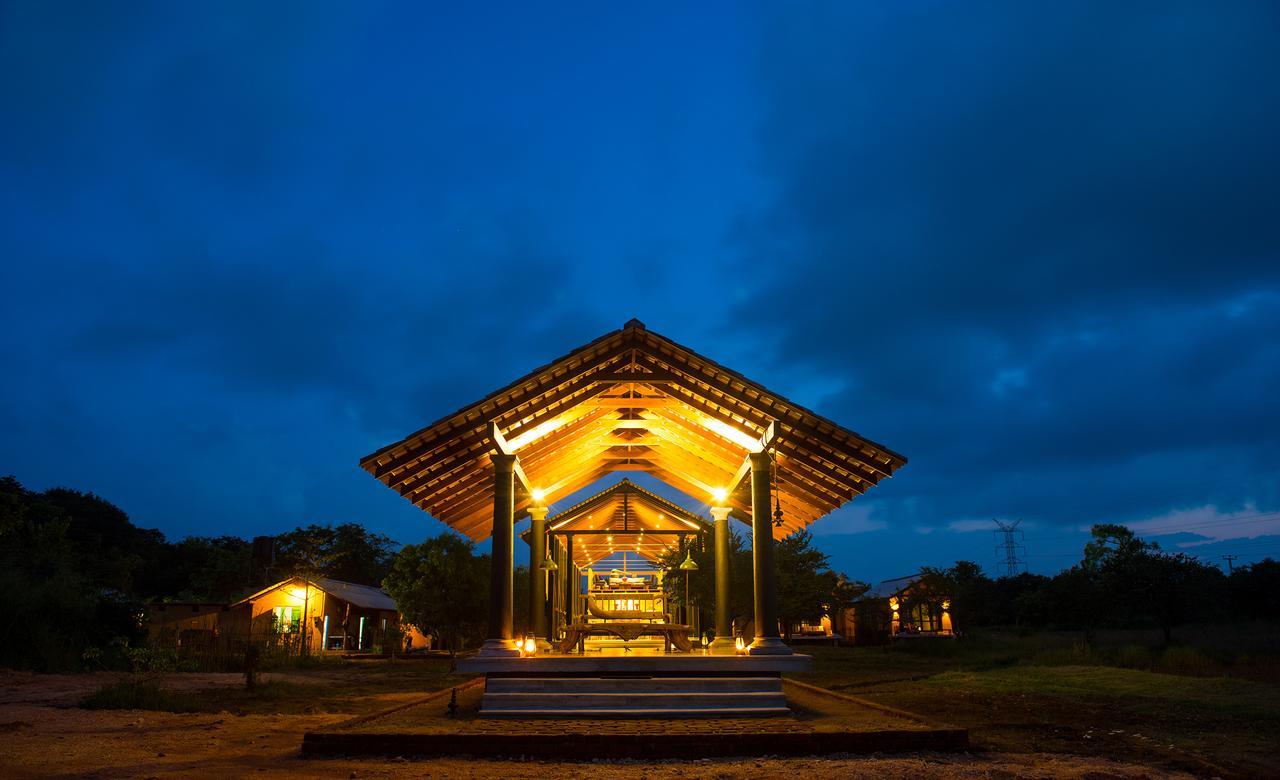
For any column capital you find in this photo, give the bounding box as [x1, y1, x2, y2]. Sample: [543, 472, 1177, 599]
[709, 506, 732, 522]
[748, 451, 771, 469]
[528, 506, 549, 522]
[492, 453, 518, 472]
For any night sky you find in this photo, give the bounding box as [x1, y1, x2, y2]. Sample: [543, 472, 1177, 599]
[3, 2, 1278, 583]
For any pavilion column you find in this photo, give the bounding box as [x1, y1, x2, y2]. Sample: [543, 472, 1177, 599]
[527, 506, 552, 652]
[748, 452, 790, 655]
[708, 506, 735, 654]
[481, 453, 520, 657]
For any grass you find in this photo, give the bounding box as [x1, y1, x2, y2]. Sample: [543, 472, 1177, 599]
[78, 657, 471, 716]
[789, 626, 1280, 778]
[81, 679, 200, 713]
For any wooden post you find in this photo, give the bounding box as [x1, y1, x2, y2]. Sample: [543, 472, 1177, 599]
[748, 452, 790, 654]
[528, 506, 552, 652]
[708, 506, 735, 654]
[481, 453, 520, 657]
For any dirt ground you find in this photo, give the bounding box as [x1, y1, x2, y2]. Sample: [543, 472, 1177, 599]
[0, 671, 1195, 779]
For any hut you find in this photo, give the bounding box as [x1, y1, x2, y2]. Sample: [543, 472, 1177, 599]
[221, 577, 405, 654]
[840, 573, 955, 644]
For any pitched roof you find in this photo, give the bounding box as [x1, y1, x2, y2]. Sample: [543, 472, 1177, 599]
[231, 577, 397, 611]
[361, 319, 907, 540]
[538, 478, 710, 567]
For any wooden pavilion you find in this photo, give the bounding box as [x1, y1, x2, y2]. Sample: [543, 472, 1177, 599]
[360, 319, 905, 714]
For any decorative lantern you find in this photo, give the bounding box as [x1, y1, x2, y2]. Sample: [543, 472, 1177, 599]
[734, 636, 746, 654]
[522, 636, 537, 656]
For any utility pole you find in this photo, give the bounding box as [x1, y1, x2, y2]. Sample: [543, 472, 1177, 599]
[1222, 555, 1238, 573]
[993, 519, 1027, 578]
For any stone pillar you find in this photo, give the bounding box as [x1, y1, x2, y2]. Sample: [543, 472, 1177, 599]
[748, 452, 790, 655]
[528, 506, 552, 652]
[481, 453, 520, 657]
[708, 506, 735, 654]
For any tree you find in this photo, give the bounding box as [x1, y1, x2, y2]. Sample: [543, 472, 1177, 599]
[657, 528, 753, 639]
[827, 573, 870, 626]
[383, 533, 489, 656]
[165, 536, 254, 602]
[0, 477, 145, 670]
[1083, 523, 1154, 572]
[943, 560, 991, 628]
[1230, 558, 1280, 620]
[276, 523, 397, 585]
[774, 530, 837, 639]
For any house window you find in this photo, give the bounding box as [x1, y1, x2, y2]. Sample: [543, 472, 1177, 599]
[272, 606, 301, 633]
[911, 604, 938, 632]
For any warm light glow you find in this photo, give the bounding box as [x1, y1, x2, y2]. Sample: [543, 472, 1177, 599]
[888, 597, 900, 611]
[941, 600, 951, 610]
[522, 637, 537, 655]
[505, 415, 572, 451]
[531, 488, 546, 503]
[712, 488, 728, 503]
[291, 587, 307, 600]
[734, 636, 746, 654]
[702, 416, 763, 451]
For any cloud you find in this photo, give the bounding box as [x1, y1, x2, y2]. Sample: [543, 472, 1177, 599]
[728, 1, 1280, 534]
[1131, 504, 1280, 547]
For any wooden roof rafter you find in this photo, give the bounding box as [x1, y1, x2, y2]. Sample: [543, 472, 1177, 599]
[360, 319, 906, 541]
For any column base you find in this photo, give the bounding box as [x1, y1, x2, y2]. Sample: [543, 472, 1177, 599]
[478, 639, 521, 658]
[747, 636, 793, 655]
[708, 637, 738, 655]
[534, 638, 554, 653]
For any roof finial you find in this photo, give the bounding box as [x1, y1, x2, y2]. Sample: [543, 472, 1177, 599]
[623, 317, 645, 330]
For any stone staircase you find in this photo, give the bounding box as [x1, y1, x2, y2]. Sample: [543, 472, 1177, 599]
[479, 675, 790, 718]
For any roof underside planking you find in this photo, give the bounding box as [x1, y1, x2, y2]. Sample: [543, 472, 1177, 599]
[360, 319, 907, 541]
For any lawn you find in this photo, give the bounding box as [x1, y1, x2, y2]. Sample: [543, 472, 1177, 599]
[791, 627, 1280, 778]
[80, 657, 470, 717]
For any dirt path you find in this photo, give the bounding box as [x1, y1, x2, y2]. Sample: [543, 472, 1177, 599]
[0, 672, 1193, 778]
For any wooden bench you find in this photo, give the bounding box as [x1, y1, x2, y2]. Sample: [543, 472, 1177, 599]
[559, 622, 693, 653]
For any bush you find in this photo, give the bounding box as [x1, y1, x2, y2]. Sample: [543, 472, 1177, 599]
[1158, 645, 1221, 676]
[1112, 644, 1153, 670]
[80, 680, 199, 712]
[1031, 639, 1096, 666]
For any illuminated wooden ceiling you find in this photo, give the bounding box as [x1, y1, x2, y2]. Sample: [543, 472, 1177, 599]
[534, 479, 710, 568]
[360, 319, 907, 541]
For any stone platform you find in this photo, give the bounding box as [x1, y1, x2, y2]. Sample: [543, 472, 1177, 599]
[458, 650, 812, 718]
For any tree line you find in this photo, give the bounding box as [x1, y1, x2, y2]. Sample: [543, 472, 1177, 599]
[4, 473, 1276, 669]
[923, 524, 1279, 644]
[0, 476, 397, 670]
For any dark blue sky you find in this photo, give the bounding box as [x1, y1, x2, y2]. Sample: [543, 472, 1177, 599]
[3, 2, 1278, 583]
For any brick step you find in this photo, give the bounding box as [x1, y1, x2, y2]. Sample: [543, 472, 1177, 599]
[485, 676, 781, 694]
[481, 691, 787, 710]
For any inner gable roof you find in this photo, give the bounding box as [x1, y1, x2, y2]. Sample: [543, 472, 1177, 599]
[360, 319, 907, 541]
[535, 478, 709, 567]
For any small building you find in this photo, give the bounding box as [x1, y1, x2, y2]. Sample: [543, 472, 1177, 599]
[838, 573, 955, 644]
[222, 577, 407, 654]
[146, 602, 225, 647]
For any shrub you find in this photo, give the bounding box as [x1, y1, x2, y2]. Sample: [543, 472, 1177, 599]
[1031, 638, 1096, 666]
[80, 680, 199, 712]
[1157, 645, 1221, 677]
[1112, 644, 1153, 670]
